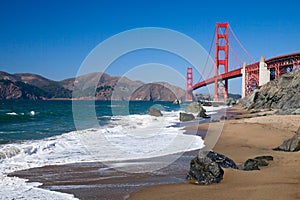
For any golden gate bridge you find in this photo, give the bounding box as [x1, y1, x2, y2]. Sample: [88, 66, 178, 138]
[186, 22, 300, 101]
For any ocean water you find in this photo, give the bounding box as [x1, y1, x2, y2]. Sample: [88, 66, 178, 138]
[0, 100, 225, 199]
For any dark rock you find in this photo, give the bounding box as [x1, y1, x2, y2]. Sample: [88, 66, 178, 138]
[242, 155, 274, 170]
[254, 155, 274, 161]
[206, 151, 238, 169]
[187, 155, 224, 185]
[242, 159, 260, 171]
[240, 69, 300, 114]
[254, 158, 269, 166]
[197, 108, 210, 118]
[220, 115, 227, 120]
[273, 127, 300, 152]
[148, 107, 163, 117]
[179, 112, 195, 122]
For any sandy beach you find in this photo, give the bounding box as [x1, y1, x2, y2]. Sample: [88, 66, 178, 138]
[129, 109, 300, 200]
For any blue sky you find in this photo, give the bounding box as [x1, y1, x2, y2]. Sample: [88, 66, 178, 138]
[1, 0, 299, 94]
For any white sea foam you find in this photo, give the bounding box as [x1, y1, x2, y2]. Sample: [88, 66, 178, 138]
[6, 112, 18, 116]
[0, 174, 79, 200]
[0, 111, 198, 198]
[204, 105, 228, 115]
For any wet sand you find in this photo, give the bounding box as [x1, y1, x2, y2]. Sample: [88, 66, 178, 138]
[10, 149, 200, 200]
[129, 112, 300, 200]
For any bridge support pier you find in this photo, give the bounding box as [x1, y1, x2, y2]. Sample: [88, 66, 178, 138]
[258, 56, 270, 86]
[224, 80, 228, 99]
[241, 62, 247, 98]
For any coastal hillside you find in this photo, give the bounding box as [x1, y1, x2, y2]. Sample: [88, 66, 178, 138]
[130, 82, 185, 101]
[241, 68, 300, 114]
[0, 71, 185, 101]
[0, 71, 71, 99]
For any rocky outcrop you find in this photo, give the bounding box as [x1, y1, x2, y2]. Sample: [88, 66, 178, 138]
[148, 108, 163, 117]
[179, 112, 195, 122]
[187, 155, 224, 185]
[273, 127, 300, 152]
[242, 155, 273, 171]
[241, 69, 300, 114]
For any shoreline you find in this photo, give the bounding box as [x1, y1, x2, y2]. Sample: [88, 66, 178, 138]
[8, 106, 300, 199]
[6, 105, 225, 199]
[9, 150, 200, 200]
[129, 109, 300, 200]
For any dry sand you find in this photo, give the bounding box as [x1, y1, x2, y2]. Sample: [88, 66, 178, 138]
[129, 112, 300, 200]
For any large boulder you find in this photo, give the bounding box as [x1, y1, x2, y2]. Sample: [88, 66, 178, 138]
[179, 112, 195, 122]
[186, 102, 204, 113]
[148, 107, 163, 117]
[187, 155, 224, 185]
[186, 102, 209, 118]
[240, 69, 300, 114]
[273, 127, 300, 152]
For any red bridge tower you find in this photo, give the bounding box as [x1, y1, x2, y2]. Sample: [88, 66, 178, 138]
[214, 22, 229, 101]
[186, 67, 193, 101]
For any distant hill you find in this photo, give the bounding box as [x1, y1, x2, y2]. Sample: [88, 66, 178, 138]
[0, 71, 185, 101]
[130, 82, 185, 101]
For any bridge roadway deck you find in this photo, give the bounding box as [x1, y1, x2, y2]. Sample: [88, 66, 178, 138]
[192, 68, 242, 90]
[192, 52, 300, 91]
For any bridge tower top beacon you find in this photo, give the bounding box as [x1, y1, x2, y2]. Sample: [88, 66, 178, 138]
[214, 22, 229, 101]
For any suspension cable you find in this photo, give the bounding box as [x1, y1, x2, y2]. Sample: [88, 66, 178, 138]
[229, 45, 243, 68]
[198, 28, 216, 83]
[229, 25, 255, 62]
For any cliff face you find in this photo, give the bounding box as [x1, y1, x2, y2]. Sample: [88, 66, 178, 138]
[0, 71, 185, 101]
[241, 68, 300, 114]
